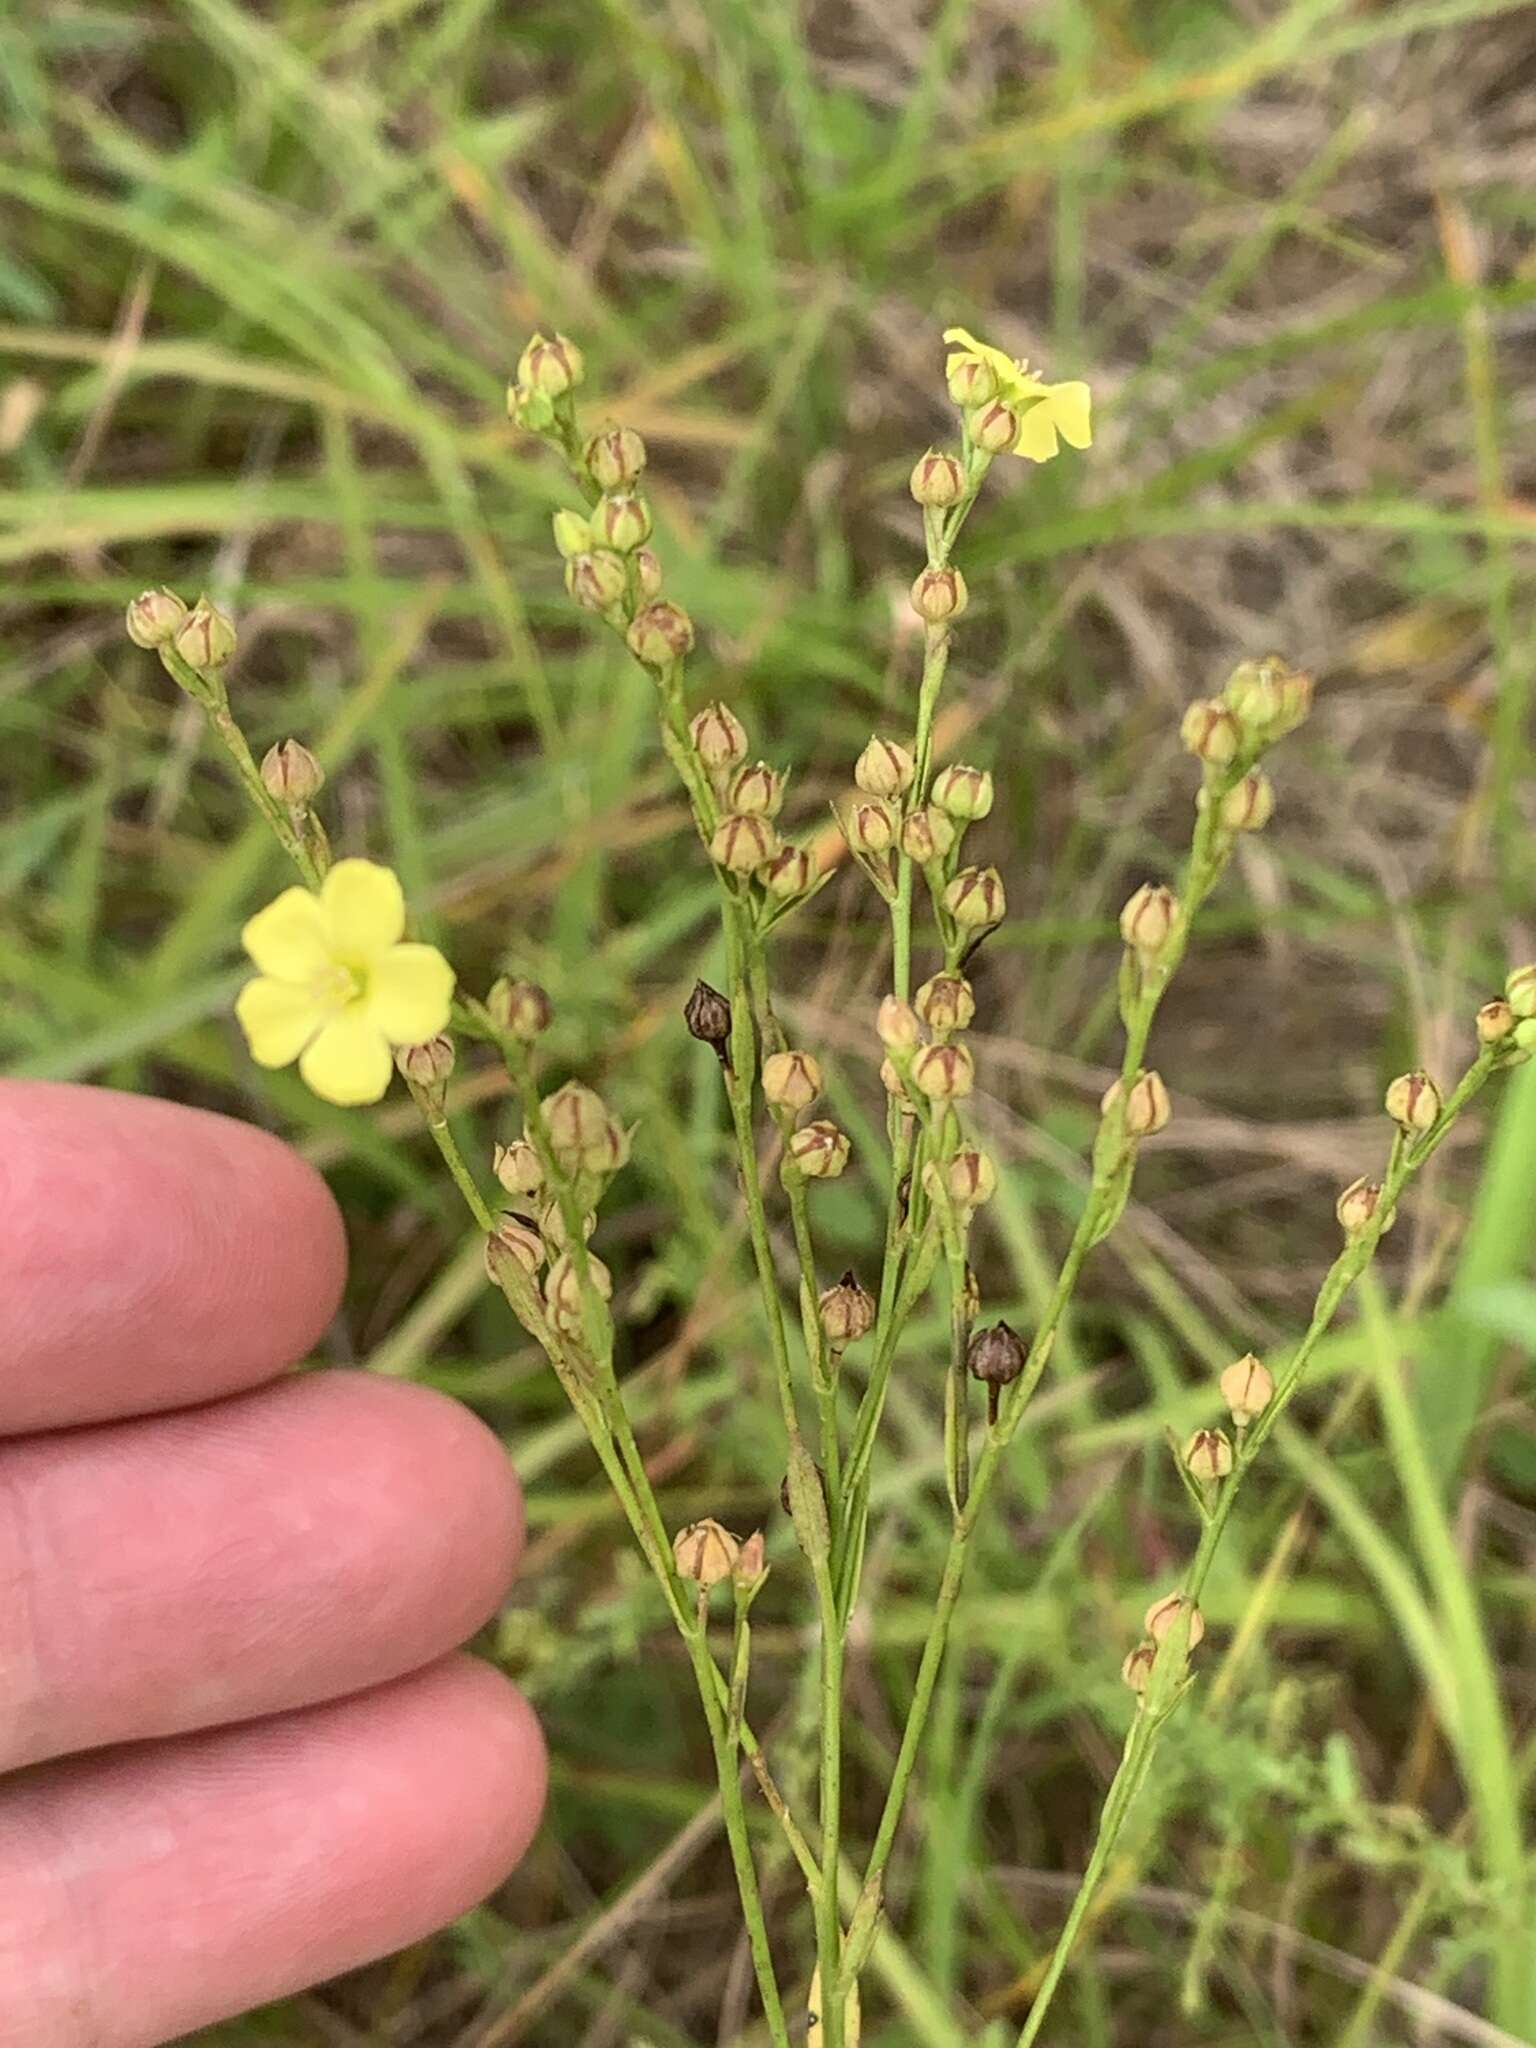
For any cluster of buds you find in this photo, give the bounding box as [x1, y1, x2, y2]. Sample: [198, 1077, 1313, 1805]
[672, 1518, 766, 1600]
[127, 588, 239, 677]
[1123, 1591, 1207, 1696]
[687, 701, 818, 912]
[1494, 966, 1536, 1059]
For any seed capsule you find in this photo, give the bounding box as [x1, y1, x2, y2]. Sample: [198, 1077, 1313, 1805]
[394, 1034, 455, 1091]
[672, 1518, 740, 1589]
[910, 449, 965, 507]
[819, 1270, 876, 1345]
[1505, 965, 1536, 1020]
[788, 1121, 850, 1179]
[710, 812, 779, 875]
[944, 865, 1005, 930]
[633, 547, 663, 600]
[539, 1199, 598, 1250]
[684, 979, 733, 1057]
[493, 1138, 544, 1197]
[1220, 1352, 1274, 1426]
[972, 399, 1019, 454]
[626, 600, 695, 667]
[915, 973, 975, 1033]
[909, 565, 968, 623]
[911, 1042, 975, 1100]
[584, 424, 646, 491]
[125, 587, 189, 649]
[1183, 1427, 1233, 1482]
[1119, 882, 1178, 960]
[847, 800, 895, 857]
[855, 737, 915, 800]
[968, 1320, 1026, 1424]
[1122, 1641, 1158, 1694]
[544, 1248, 614, 1316]
[1385, 1070, 1441, 1136]
[543, 1081, 627, 1175]
[762, 1049, 821, 1112]
[946, 1148, 997, 1207]
[1144, 1592, 1205, 1651]
[946, 352, 998, 409]
[487, 978, 552, 1040]
[689, 701, 748, 771]
[931, 763, 993, 821]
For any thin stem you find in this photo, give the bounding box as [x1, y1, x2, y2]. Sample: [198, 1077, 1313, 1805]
[811, 1554, 846, 2048]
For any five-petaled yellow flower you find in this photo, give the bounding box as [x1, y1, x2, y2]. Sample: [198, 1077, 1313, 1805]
[235, 860, 455, 1107]
[942, 325, 1092, 463]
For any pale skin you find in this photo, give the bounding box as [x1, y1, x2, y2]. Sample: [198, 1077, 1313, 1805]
[0, 1081, 547, 2046]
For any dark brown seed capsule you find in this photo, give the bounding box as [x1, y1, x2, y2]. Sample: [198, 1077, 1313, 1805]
[684, 979, 733, 1066]
[968, 1320, 1027, 1424]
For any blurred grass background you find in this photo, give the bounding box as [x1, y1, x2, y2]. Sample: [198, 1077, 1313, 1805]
[4, 0, 1536, 2041]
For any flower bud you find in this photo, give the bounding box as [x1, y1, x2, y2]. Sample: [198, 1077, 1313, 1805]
[931, 763, 993, 821]
[762, 845, 814, 899]
[733, 1529, 767, 1591]
[788, 1120, 850, 1179]
[125, 587, 188, 649]
[1144, 1592, 1206, 1651]
[1504, 964, 1536, 1019]
[690, 700, 748, 772]
[626, 600, 695, 667]
[173, 598, 237, 670]
[1102, 1068, 1171, 1137]
[729, 760, 784, 818]
[944, 865, 1005, 930]
[1275, 663, 1314, 730]
[684, 979, 732, 1056]
[972, 399, 1019, 454]
[1335, 1176, 1385, 1239]
[1183, 1427, 1233, 1483]
[1122, 1641, 1157, 1694]
[487, 977, 552, 1039]
[1385, 1070, 1441, 1136]
[910, 448, 965, 507]
[1219, 769, 1275, 833]
[517, 331, 583, 396]
[1223, 655, 1287, 730]
[1119, 882, 1177, 959]
[877, 995, 921, 1053]
[1179, 698, 1241, 766]
[855, 737, 915, 800]
[484, 1211, 545, 1283]
[507, 381, 554, 431]
[260, 737, 324, 807]
[710, 812, 779, 875]
[1477, 998, 1516, 1044]
[911, 1042, 975, 1100]
[551, 508, 593, 558]
[672, 1517, 739, 1588]
[762, 1048, 821, 1111]
[594, 491, 652, 554]
[584, 424, 646, 491]
[910, 565, 968, 623]
[915, 973, 975, 1033]
[545, 1248, 614, 1316]
[494, 1138, 544, 1197]
[819, 1269, 876, 1345]
[565, 550, 628, 612]
[544, 1081, 627, 1174]
[539, 1199, 597, 1250]
[1220, 1352, 1274, 1427]
[958, 1148, 1001, 1206]
[946, 351, 997, 408]
[394, 1034, 455, 1092]
[879, 1056, 913, 1103]
[900, 805, 956, 864]
[846, 800, 895, 857]
[633, 546, 663, 601]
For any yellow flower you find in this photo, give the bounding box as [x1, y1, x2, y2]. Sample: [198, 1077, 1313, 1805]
[234, 859, 455, 1107]
[942, 325, 1092, 462]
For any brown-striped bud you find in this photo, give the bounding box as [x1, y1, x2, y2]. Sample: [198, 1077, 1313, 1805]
[1102, 1068, 1171, 1137]
[910, 564, 968, 623]
[945, 1148, 997, 1207]
[260, 738, 324, 807]
[565, 550, 628, 612]
[1183, 1427, 1233, 1483]
[788, 1120, 850, 1179]
[1220, 1352, 1274, 1427]
[915, 973, 975, 1033]
[946, 352, 997, 408]
[626, 600, 695, 667]
[900, 805, 956, 864]
[544, 1248, 613, 1317]
[972, 398, 1019, 454]
[172, 598, 237, 671]
[1179, 698, 1241, 766]
[484, 1212, 544, 1283]
[847, 799, 895, 857]
[517, 331, 583, 396]
[911, 1042, 975, 1100]
[125, 587, 188, 649]
[932, 763, 993, 821]
[877, 995, 921, 1052]
[729, 760, 784, 818]
[1275, 662, 1314, 730]
[684, 979, 732, 1055]
[1477, 998, 1516, 1044]
[855, 736, 915, 800]
[689, 700, 748, 772]
[543, 1081, 627, 1175]
[910, 448, 965, 507]
[1219, 769, 1274, 833]
[762, 1048, 821, 1112]
[584, 424, 646, 491]
[944, 865, 1005, 930]
[1385, 1070, 1441, 1136]
[1145, 1592, 1206, 1650]
[1119, 882, 1177, 960]
[762, 845, 814, 899]
[819, 1270, 876, 1345]
[487, 977, 552, 1039]
[1335, 1176, 1385, 1239]
[493, 1138, 544, 1197]
[394, 1033, 455, 1090]
[1505, 964, 1536, 1019]
[672, 1518, 740, 1588]
[710, 812, 779, 875]
[1122, 1641, 1157, 1694]
[593, 492, 652, 554]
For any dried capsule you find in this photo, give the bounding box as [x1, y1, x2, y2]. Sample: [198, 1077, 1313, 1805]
[879, 1056, 913, 1103]
[689, 701, 748, 772]
[260, 738, 325, 807]
[633, 546, 663, 601]
[876, 995, 921, 1052]
[486, 977, 552, 1040]
[762, 1049, 822, 1112]
[1179, 698, 1241, 767]
[584, 423, 646, 491]
[729, 760, 784, 818]
[788, 1121, 850, 1179]
[855, 736, 915, 800]
[684, 979, 733, 1058]
[899, 805, 956, 864]
[915, 973, 975, 1033]
[931, 763, 993, 822]
[1102, 1068, 1171, 1137]
[517, 331, 584, 396]
[1219, 769, 1275, 833]
[819, 1270, 876, 1345]
[1385, 1070, 1441, 1136]
[672, 1518, 740, 1589]
[911, 1042, 975, 1100]
[968, 1320, 1026, 1424]
[1220, 1352, 1274, 1427]
[1144, 1592, 1206, 1651]
[1183, 1427, 1233, 1483]
[710, 812, 779, 875]
[733, 1530, 767, 1591]
[538, 1199, 597, 1250]
[910, 565, 968, 623]
[626, 600, 695, 667]
[944, 865, 1005, 930]
[493, 1138, 545, 1197]
[909, 448, 965, 507]
[1119, 882, 1178, 959]
[125, 587, 189, 649]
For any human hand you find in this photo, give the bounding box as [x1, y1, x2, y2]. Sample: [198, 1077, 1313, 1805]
[0, 1082, 545, 2045]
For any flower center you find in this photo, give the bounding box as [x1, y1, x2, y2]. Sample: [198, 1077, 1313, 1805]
[313, 961, 366, 1013]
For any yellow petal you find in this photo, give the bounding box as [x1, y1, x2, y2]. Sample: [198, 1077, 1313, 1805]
[235, 975, 324, 1068]
[298, 1008, 396, 1106]
[241, 887, 332, 979]
[1011, 399, 1062, 463]
[319, 858, 405, 959]
[1047, 379, 1092, 449]
[364, 942, 456, 1046]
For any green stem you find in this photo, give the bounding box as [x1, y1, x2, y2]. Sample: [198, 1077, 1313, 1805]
[812, 1555, 846, 2048]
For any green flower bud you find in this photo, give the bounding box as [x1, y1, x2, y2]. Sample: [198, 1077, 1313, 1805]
[1179, 698, 1241, 766]
[1477, 998, 1516, 1043]
[931, 762, 993, 821]
[173, 598, 237, 671]
[1505, 965, 1536, 1019]
[1119, 882, 1177, 960]
[633, 546, 663, 600]
[710, 812, 779, 875]
[1103, 1068, 1171, 1137]
[854, 736, 915, 800]
[517, 331, 583, 397]
[125, 587, 188, 649]
[1223, 655, 1287, 730]
[943, 865, 1005, 930]
[946, 352, 997, 409]
[552, 509, 593, 559]
[627, 601, 695, 667]
[565, 550, 628, 612]
[594, 491, 652, 554]
[584, 424, 646, 491]
[877, 995, 921, 1052]
[487, 977, 552, 1039]
[971, 399, 1018, 453]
